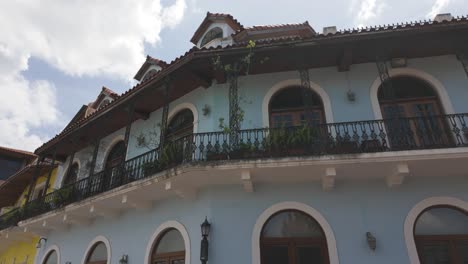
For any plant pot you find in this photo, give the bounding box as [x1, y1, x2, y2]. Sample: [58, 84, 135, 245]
[206, 152, 228, 161]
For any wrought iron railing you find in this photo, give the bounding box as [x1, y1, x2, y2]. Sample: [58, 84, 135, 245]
[2, 113, 468, 228]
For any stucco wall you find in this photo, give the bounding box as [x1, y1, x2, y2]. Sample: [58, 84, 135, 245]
[0, 237, 39, 264]
[37, 175, 468, 264]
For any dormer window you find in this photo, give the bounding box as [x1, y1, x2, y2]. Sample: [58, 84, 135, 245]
[200, 27, 223, 47]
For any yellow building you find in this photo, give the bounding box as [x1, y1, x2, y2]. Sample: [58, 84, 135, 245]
[0, 163, 58, 264]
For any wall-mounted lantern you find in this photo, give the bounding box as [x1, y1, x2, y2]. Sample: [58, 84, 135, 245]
[200, 217, 211, 264]
[36, 237, 47, 249]
[366, 232, 377, 251]
[347, 90, 356, 102]
[119, 254, 128, 264]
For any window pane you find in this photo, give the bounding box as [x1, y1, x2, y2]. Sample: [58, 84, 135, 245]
[296, 246, 323, 264]
[418, 241, 452, 264]
[415, 208, 468, 235]
[88, 242, 107, 262]
[262, 245, 289, 264]
[155, 229, 185, 254]
[262, 210, 323, 238]
[44, 250, 58, 264]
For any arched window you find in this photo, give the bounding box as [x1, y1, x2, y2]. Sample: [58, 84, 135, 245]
[63, 163, 79, 185]
[200, 27, 223, 47]
[43, 250, 58, 264]
[414, 206, 468, 264]
[151, 228, 186, 264]
[86, 242, 108, 264]
[166, 109, 194, 142]
[261, 210, 329, 264]
[269, 86, 324, 128]
[105, 141, 126, 170]
[378, 76, 451, 148]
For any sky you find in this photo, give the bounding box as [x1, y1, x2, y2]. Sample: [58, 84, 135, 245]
[0, 0, 467, 151]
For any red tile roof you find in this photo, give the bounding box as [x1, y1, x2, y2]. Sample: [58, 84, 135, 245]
[35, 14, 468, 155]
[134, 55, 168, 81]
[0, 146, 36, 160]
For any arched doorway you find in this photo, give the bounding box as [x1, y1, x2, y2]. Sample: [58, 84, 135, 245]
[43, 250, 58, 264]
[103, 140, 126, 189]
[151, 228, 186, 264]
[414, 206, 468, 264]
[269, 86, 325, 128]
[85, 242, 108, 264]
[260, 209, 329, 264]
[162, 109, 194, 166]
[63, 163, 79, 185]
[378, 76, 451, 149]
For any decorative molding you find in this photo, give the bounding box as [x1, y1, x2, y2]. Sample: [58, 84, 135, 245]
[322, 167, 336, 191]
[386, 163, 409, 187]
[370, 67, 455, 120]
[168, 102, 199, 133]
[81, 235, 112, 264]
[262, 78, 334, 127]
[241, 170, 254, 193]
[251, 201, 339, 264]
[404, 196, 468, 264]
[145, 220, 191, 264]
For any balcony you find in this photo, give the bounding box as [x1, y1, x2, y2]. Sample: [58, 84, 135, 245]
[1, 113, 467, 229]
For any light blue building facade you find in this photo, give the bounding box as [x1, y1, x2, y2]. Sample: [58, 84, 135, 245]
[1, 12, 468, 264]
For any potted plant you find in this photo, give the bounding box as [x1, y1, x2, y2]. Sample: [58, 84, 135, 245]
[142, 160, 161, 177]
[229, 142, 254, 159]
[159, 142, 184, 169]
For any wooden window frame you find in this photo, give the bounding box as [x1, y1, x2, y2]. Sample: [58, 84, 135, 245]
[260, 209, 330, 264]
[151, 229, 186, 264]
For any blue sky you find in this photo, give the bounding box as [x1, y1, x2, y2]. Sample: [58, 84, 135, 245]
[1, 0, 467, 151]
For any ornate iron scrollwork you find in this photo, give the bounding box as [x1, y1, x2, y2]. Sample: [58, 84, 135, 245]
[159, 77, 171, 149]
[228, 71, 240, 147]
[299, 69, 315, 124]
[376, 58, 394, 99]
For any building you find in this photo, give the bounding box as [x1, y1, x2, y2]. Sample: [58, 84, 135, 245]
[0, 156, 58, 264]
[1, 12, 468, 264]
[0, 147, 36, 185]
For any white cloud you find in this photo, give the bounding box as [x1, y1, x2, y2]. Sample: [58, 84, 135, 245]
[427, 0, 451, 19]
[352, 0, 386, 27]
[0, 0, 187, 151]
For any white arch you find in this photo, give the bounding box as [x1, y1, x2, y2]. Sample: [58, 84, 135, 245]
[102, 134, 125, 167]
[370, 67, 455, 120]
[81, 235, 111, 264]
[39, 245, 60, 264]
[168, 102, 199, 133]
[145, 220, 191, 264]
[252, 201, 339, 264]
[262, 79, 334, 127]
[404, 196, 468, 264]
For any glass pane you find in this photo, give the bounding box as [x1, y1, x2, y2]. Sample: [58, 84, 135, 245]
[456, 240, 468, 264]
[155, 229, 185, 254]
[262, 245, 289, 264]
[418, 241, 451, 264]
[262, 210, 323, 238]
[415, 207, 468, 235]
[44, 250, 58, 264]
[296, 246, 323, 264]
[88, 242, 107, 262]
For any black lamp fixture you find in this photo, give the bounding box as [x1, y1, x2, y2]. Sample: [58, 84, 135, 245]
[119, 254, 128, 264]
[36, 237, 47, 249]
[200, 217, 211, 264]
[366, 232, 377, 251]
